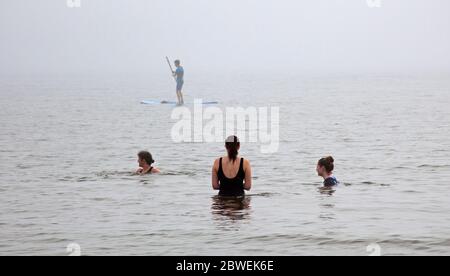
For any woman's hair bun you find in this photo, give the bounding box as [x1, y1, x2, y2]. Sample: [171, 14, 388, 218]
[326, 156, 334, 163]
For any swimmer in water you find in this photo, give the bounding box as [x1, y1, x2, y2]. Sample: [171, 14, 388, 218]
[136, 151, 160, 175]
[212, 136, 252, 197]
[317, 156, 339, 188]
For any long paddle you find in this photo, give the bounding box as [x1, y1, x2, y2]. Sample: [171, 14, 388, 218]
[166, 56, 176, 82]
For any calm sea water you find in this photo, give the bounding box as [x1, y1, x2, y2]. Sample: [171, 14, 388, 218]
[1, 73, 449, 256]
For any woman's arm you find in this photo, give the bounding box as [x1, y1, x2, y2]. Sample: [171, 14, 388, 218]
[212, 159, 220, 190]
[243, 159, 252, 191]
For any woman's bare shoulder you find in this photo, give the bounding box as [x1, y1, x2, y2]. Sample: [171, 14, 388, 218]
[242, 158, 251, 169]
[152, 167, 161, 174]
[213, 158, 221, 168]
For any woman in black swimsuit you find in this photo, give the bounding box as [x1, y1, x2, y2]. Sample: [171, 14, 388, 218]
[212, 136, 252, 197]
[136, 151, 160, 175]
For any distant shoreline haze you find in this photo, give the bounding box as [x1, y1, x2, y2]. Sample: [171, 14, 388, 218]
[0, 0, 449, 76]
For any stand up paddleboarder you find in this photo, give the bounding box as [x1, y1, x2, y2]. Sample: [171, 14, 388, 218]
[166, 57, 184, 105]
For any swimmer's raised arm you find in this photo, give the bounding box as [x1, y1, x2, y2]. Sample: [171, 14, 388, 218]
[212, 159, 220, 190]
[243, 159, 252, 191]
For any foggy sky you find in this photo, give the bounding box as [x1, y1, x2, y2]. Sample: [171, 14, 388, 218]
[1, 0, 449, 75]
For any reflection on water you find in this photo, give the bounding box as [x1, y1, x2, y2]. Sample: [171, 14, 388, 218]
[318, 189, 337, 221]
[318, 187, 336, 196]
[211, 196, 252, 227]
